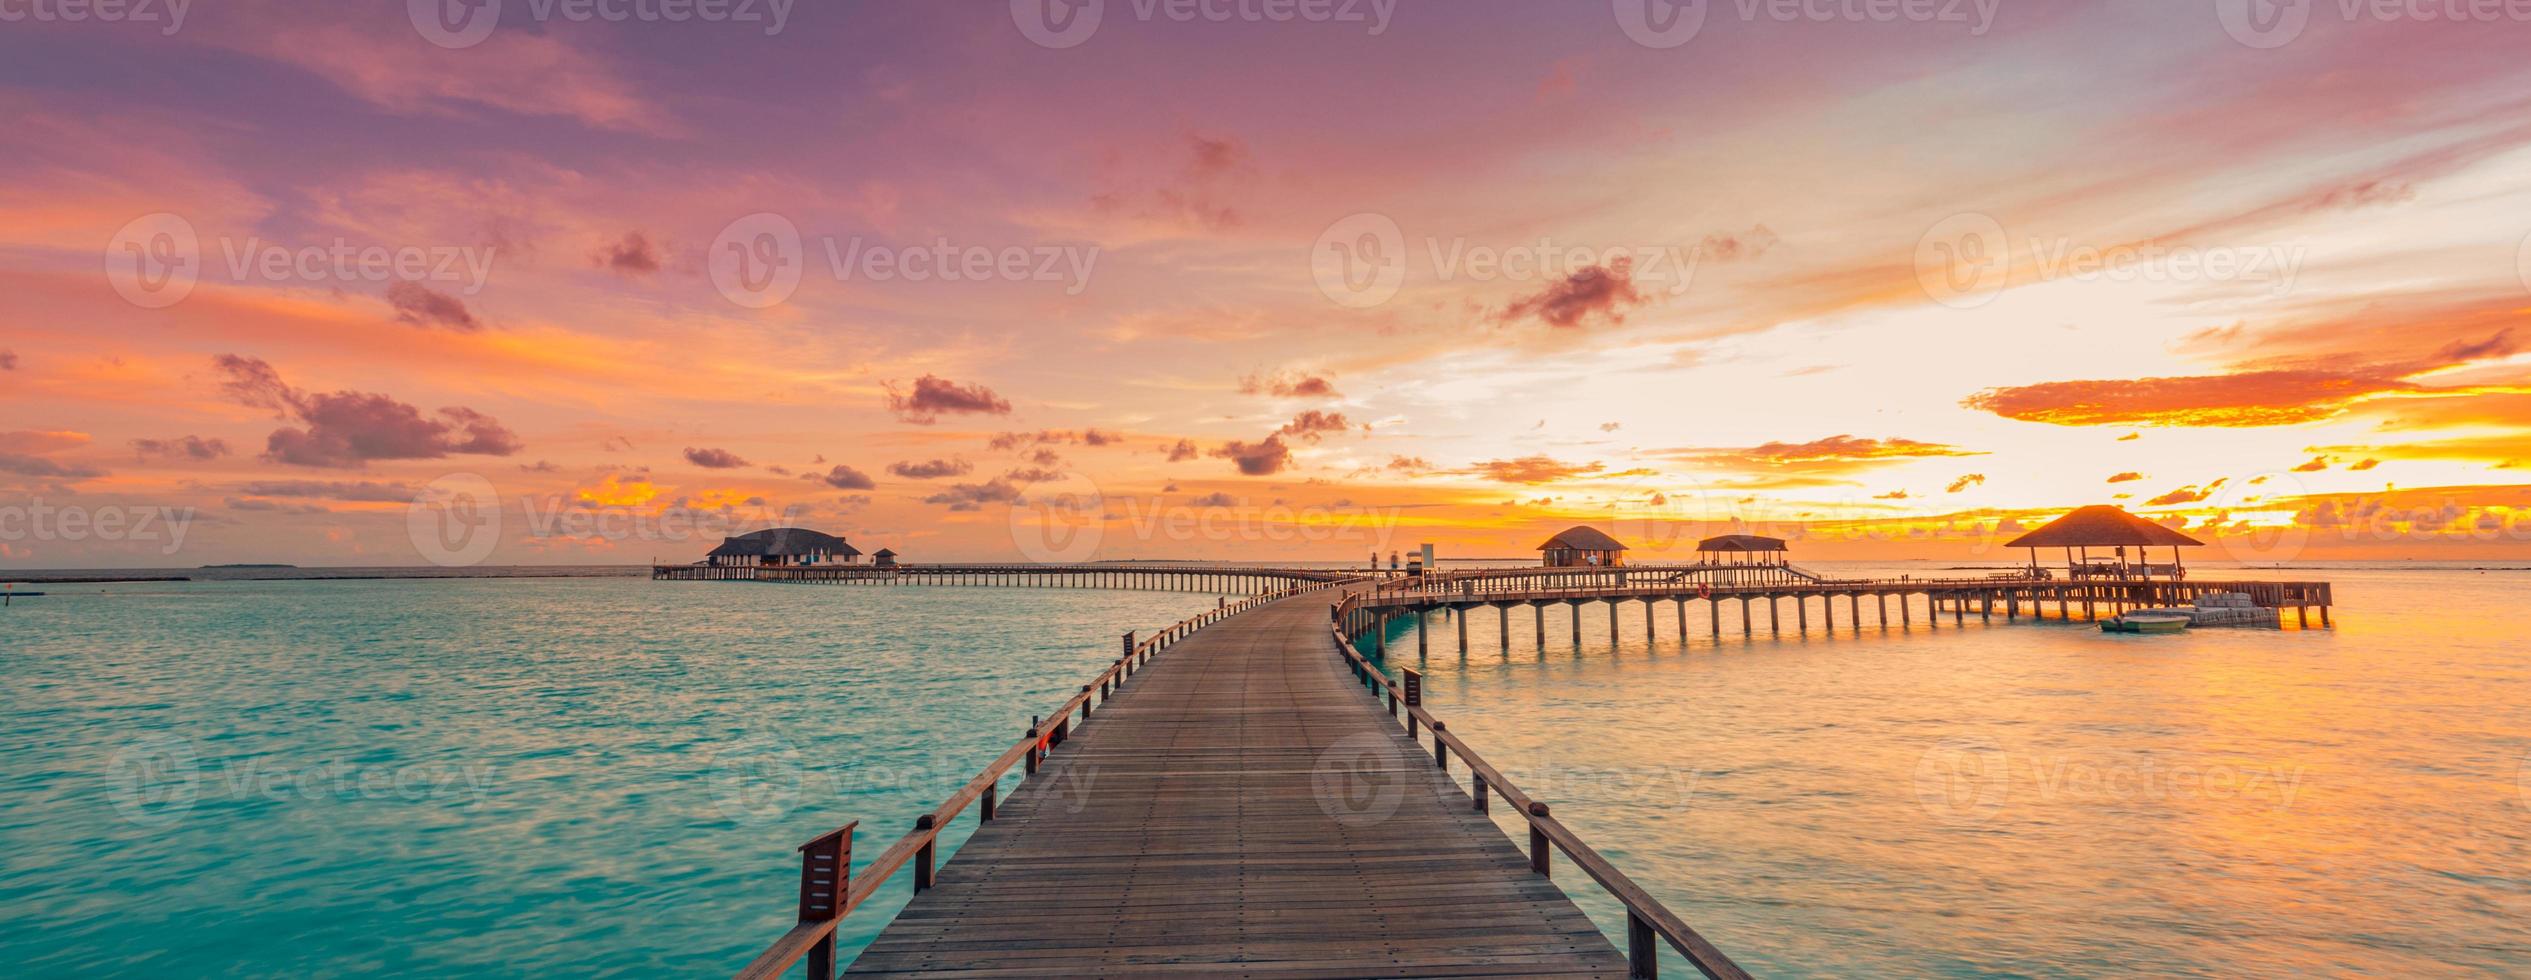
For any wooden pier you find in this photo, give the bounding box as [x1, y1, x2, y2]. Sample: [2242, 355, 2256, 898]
[732, 579, 1749, 979]
[654, 561, 1347, 595]
[720, 556, 2334, 978]
[1364, 566, 2335, 646]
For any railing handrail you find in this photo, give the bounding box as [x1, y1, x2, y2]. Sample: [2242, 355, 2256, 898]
[1353, 574, 2331, 607]
[660, 561, 1355, 575]
[733, 577, 1353, 980]
[1330, 592, 1750, 980]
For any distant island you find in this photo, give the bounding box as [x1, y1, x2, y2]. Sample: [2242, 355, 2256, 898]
[202, 563, 298, 569]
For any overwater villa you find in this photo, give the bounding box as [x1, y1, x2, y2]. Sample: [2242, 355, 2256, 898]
[2005, 505, 2204, 581]
[1695, 534, 1791, 569]
[702, 527, 862, 567]
[1536, 525, 1628, 567]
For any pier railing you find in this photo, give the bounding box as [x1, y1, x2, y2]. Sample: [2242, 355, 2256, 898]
[731, 578, 1349, 980]
[1327, 593, 1752, 980]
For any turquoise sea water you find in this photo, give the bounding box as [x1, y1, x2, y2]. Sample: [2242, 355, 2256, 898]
[5, 565, 2529, 977]
[1368, 564, 2531, 977]
[0, 578, 1230, 976]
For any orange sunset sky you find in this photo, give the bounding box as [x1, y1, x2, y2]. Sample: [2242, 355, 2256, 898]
[5, 2, 2531, 567]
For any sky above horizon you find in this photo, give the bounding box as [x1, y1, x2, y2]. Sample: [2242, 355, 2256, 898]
[5, 1, 2531, 567]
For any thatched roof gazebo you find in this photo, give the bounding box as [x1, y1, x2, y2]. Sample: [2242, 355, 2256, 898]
[704, 527, 861, 567]
[2005, 505, 2203, 580]
[1537, 526, 1627, 568]
[1695, 534, 1789, 567]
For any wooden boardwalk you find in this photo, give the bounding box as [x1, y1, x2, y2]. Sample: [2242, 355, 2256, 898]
[845, 591, 1630, 978]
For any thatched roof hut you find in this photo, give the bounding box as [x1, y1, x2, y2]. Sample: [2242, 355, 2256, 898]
[2006, 506, 2203, 549]
[2006, 506, 2202, 579]
[1537, 526, 1627, 568]
[704, 527, 861, 566]
[1697, 534, 1788, 553]
[1695, 533, 1789, 566]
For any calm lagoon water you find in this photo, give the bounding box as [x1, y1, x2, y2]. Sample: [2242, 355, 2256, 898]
[4, 564, 2529, 977]
[1371, 563, 2531, 977]
[0, 577, 1231, 976]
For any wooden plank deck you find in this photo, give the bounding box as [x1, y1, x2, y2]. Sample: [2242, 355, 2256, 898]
[846, 591, 1629, 978]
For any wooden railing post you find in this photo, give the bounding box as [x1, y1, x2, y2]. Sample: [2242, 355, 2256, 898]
[1528, 802, 1552, 877]
[1628, 909, 1657, 978]
[1430, 721, 1448, 772]
[1026, 717, 1043, 773]
[912, 814, 937, 892]
[1402, 668, 1422, 736]
[797, 822, 856, 980]
[981, 779, 998, 822]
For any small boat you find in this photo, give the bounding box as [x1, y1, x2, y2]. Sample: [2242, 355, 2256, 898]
[2102, 610, 2190, 634]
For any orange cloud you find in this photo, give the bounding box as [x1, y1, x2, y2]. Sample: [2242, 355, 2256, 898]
[2310, 435, 2531, 468]
[1473, 456, 1607, 484]
[1965, 369, 2421, 427]
[577, 474, 660, 508]
[1661, 435, 1981, 471]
